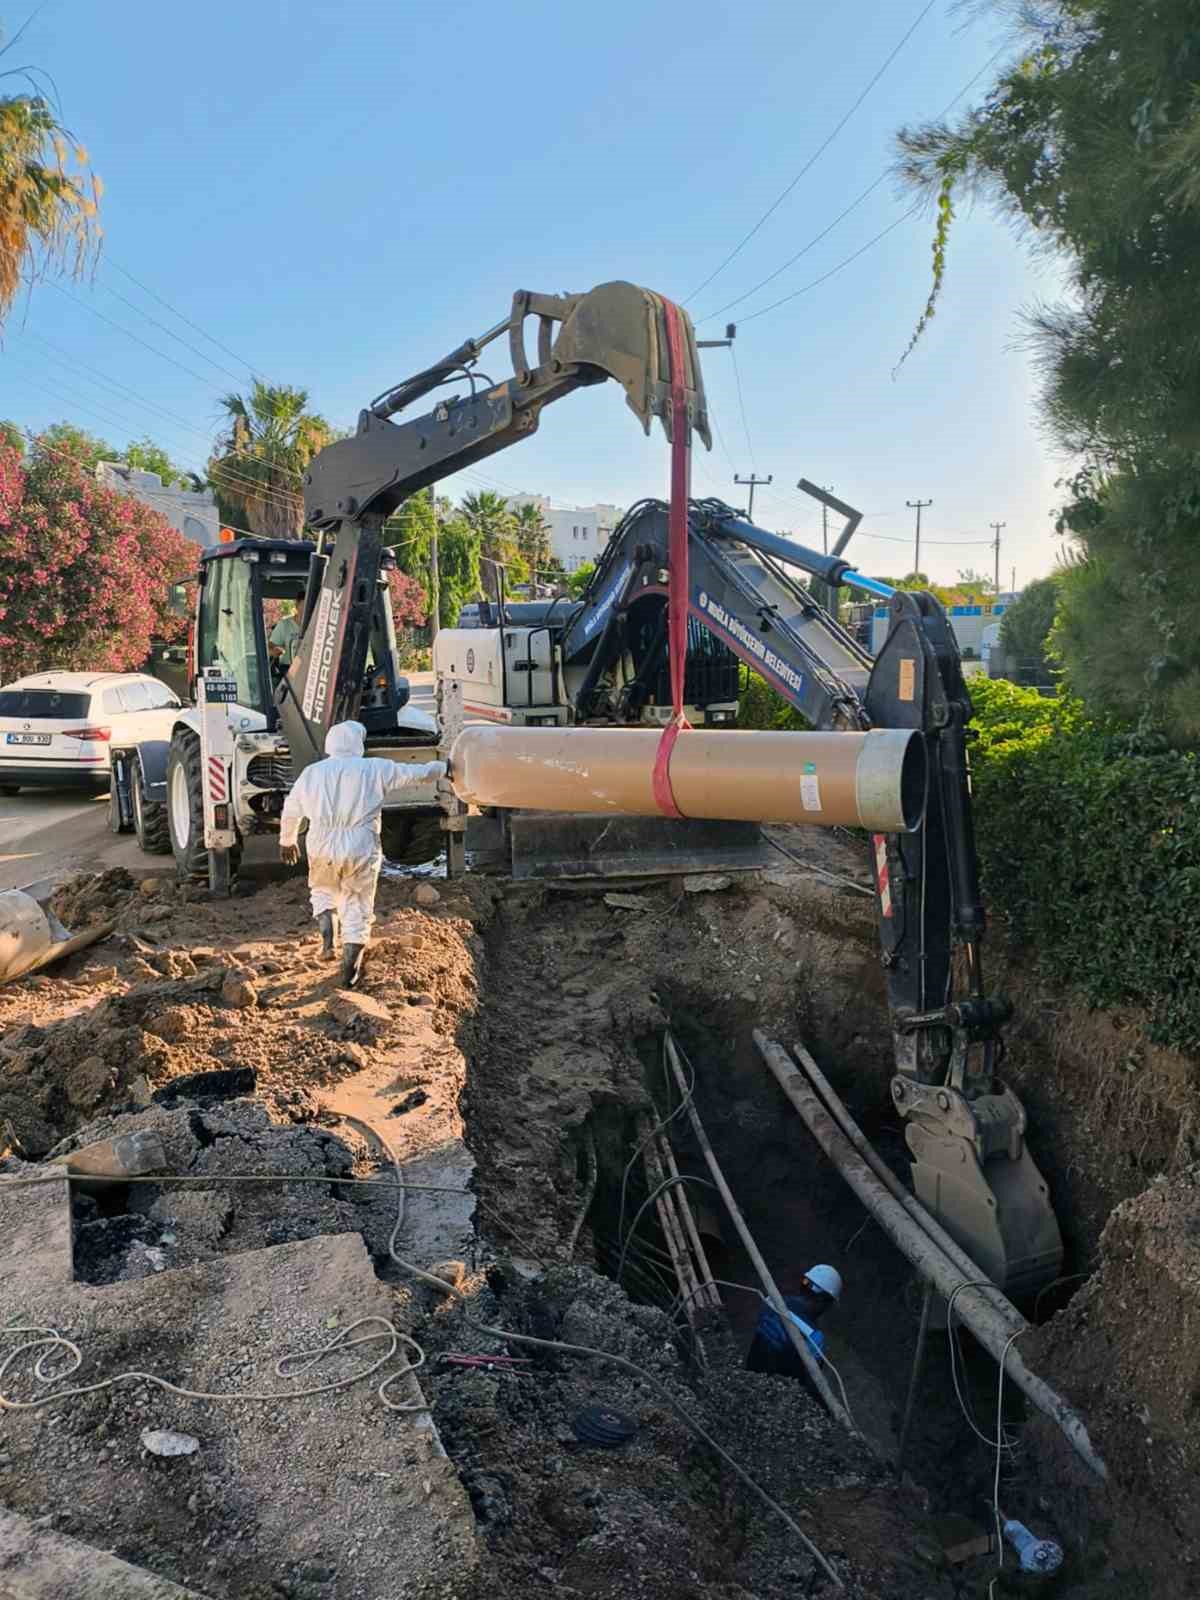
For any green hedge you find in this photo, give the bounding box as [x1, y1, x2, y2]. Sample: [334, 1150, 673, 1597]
[735, 665, 809, 731]
[968, 676, 1200, 1052]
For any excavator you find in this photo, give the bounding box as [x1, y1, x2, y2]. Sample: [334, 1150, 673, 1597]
[294, 278, 1062, 1305]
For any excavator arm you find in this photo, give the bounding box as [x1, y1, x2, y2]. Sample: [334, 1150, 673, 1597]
[564, 495, 1062, 1299]
[279, 282, 709, 773]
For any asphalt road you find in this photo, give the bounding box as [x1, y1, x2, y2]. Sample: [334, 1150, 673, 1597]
[0, 673, 439, 894]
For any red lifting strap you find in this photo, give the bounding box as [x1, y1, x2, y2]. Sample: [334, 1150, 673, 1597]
[651, 297, 692, 820]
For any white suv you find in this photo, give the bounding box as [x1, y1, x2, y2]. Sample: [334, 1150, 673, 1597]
[0, 671, 184, 794]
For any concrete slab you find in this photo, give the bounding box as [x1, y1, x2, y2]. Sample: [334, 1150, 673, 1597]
[0, 1508, 210, 1599]
[0, 1170, 478, 1599]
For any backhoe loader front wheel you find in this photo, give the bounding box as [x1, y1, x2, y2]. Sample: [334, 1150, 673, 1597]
[168, 729, 241, 882]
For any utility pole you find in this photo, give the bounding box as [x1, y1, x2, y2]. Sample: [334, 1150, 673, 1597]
[1011, 565, 1016, 595]
[734, 472, 772, 519]
[428, 488, 440, 645]
[906, 498, 932, 578]
[819, 485, 834, 554]
[990, 521, 1007, 597]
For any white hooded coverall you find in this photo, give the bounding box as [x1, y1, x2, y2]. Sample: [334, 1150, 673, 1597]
[279, 721, 446, 946]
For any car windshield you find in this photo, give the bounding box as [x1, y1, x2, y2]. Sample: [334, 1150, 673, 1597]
[0, 689, 90, 719]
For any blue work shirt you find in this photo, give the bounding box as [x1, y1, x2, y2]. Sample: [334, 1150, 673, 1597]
[755, 1297, 826, 1357]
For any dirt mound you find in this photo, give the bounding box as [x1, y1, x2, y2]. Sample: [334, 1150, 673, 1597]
[1018, 1164, 1200, 1598]
[424, 1263, 953, 1600]
[0, 869, 487, 1159]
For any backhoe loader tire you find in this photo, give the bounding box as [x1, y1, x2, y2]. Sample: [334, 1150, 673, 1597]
[132, 761, 170, 855]
[167, 728, 241, 882]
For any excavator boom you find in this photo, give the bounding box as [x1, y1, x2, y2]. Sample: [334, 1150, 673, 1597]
[282, 282, 709, 772]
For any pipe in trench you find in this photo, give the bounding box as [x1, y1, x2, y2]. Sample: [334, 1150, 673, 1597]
[449, 724, 926, 832]
[754, 1031, 1107, 1482]
[662, 1032, 863, 1444]
[789, 1037, 1026, 1339]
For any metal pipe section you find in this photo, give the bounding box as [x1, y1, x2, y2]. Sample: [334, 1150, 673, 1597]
[449, 725, 926, 832]
[788, 1038, 1025, 1339]
[662, 1033, 862, 1443]
[754, 1031, 1107, 1482]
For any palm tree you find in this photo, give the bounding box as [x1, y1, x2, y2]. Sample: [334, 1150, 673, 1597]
[0, 83, 101, 326]
[512, 501, 552, 577]
[460, 490, 519, 567]
[209, 382, 334, 539]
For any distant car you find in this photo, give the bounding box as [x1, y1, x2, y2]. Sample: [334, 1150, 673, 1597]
[0, 671, 184, 794]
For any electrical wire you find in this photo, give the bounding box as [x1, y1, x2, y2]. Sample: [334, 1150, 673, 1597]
[696, 42, 1010, 327]
[682, 0, 938, 305]
[98, 279, 248, 385]
[945, 1282, 1020, 1452]
[735, 206, 922, 327]
[615, 1173, 716, 1290]
[729, 342, 756, 468]
[104, 259, 263, 377]
[43, 281, 222, 388]
[0, 1154, 844, 1583]
[616, 1038, 698, 1253]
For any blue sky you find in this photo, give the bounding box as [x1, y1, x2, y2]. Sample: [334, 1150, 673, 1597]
[2, 0, 1068, 588]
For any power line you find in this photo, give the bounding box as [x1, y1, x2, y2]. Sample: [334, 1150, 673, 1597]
[682, 0, 938, 305]
[699, 170, 889, 323]
[736, 205, 920, 326]
[696, 43, 1009, 328]
[729, 342, 756, 467]
[103, 259, 263, 377]
[43, 281, 220, 388]
[98, 278, 247, 385]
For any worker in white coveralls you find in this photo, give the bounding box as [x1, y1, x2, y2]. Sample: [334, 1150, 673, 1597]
[279, 721, 448, 989]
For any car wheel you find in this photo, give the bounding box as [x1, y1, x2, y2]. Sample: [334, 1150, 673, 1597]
[167, 728, 241, 880]
[0, 784, 19, 797]
[132, 760, 171, 855]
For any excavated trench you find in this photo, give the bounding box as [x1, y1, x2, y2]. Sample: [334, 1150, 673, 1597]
[452, 859, 1112, 1597]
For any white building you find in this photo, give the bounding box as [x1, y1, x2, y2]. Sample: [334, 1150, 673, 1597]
[96, 462, 220, 549]
[507, 493, 623, 573]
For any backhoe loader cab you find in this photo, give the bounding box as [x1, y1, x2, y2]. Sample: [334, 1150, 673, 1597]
[110, 537, 441, 888]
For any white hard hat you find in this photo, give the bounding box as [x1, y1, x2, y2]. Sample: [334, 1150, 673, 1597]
[805, 1264, 843, 1301]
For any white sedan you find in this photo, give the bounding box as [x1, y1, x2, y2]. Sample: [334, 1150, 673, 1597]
[0, 670, 184, 794]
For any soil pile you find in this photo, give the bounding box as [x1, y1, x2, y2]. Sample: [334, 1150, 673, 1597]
[1020, 1164, 1200, 1599]
[1, 868, 486, 1158]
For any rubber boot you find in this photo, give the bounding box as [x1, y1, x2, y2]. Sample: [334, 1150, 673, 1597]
[339, 943, 366, 990]
[315, 911, 337, 961]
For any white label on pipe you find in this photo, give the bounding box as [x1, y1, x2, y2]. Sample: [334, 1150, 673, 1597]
[800, 774, 822, 812]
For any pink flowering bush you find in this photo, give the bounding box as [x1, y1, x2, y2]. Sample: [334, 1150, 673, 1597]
[0, 434, 195, 681]
[387, 567, 427, 628]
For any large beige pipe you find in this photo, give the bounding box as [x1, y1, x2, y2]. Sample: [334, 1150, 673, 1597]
[448, 725, 925, 831]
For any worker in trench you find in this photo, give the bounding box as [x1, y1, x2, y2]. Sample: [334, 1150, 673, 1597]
[744, 1264, 842, 1389]
[279, 720, 449, 988]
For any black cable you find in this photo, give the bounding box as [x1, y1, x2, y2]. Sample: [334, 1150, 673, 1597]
[682, 0, 937, 305]
[616, 1174, 716, 1290]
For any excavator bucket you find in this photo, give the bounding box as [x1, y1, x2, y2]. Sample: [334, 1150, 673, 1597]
[511, 282, 712, 449]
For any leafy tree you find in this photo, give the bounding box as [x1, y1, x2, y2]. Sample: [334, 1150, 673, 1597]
[998, 574, 1060, 679]
[460, 490, 520, 568]
[895, 0, 1200, 739]
[956, 568, 997, 600]
[387, 568, 426, 628]
[0, 419, 22, 452]
[512, 501, 552, 576]
[123, 436, 200, 491]
[0, 430, 193, 678]
[0, 65, 100, 328]
[385, 488, 435, 604]
[40, 421, 114, 471]
[209, 381, 333, 539]
[568, 561, 596, 597]
[436, 515, 483, 628]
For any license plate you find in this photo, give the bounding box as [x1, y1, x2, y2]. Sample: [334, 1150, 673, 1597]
[6, 732, 51, 746]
